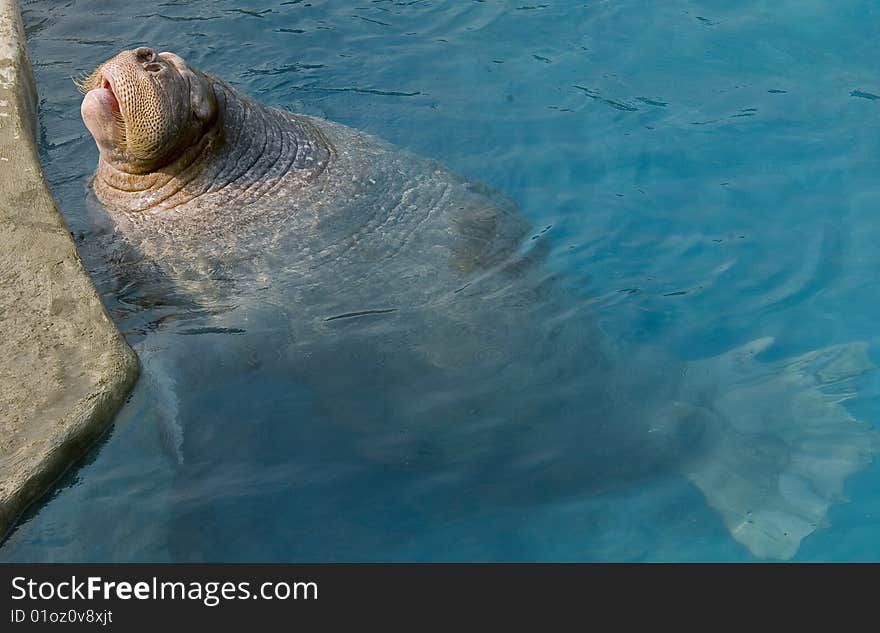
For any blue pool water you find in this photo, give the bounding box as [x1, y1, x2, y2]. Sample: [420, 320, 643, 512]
[4, 0, 880, 561]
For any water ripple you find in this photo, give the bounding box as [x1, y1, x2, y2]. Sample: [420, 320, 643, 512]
[573, 85, 637, 112]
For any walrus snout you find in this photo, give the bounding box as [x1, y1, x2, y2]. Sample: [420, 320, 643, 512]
[79, 47, 218, 169]
[78, 46, 225, 176]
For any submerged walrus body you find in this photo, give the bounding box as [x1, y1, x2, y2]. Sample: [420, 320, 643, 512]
[80, 47, 876, 559]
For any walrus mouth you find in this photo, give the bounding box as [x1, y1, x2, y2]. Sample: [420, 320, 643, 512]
[99, 76, 121, 115]
[77, 67, 128, 149]
[74, 68, 120, 115]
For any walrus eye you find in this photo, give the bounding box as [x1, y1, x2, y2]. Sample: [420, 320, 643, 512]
[144, 63, 162, 73]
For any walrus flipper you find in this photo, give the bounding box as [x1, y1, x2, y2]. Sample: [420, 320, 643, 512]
[135, 342, 184, 466]
[679, 338, 878, 559]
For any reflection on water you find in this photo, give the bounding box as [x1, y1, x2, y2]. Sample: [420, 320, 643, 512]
[4, 0, 880, 562]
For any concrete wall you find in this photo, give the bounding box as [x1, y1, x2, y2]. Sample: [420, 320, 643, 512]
[0, 0, 138, 540]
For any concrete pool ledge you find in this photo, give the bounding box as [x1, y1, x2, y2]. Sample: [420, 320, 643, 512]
[0, 0, 138, 539]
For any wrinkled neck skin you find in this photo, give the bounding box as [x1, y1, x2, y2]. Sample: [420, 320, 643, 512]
[92, 77, 333, 213]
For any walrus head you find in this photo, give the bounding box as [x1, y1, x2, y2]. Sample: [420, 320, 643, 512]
[78, 47, 217, 173]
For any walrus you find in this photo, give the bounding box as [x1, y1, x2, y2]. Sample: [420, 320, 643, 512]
[77, 47, 877, 560]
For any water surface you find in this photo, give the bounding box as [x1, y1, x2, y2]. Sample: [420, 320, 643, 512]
[4, 0, 880, 561]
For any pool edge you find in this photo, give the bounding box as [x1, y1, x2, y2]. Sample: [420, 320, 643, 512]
[0, 0, 139, 541]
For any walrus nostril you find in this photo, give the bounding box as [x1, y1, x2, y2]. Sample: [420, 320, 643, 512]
[135, 47, 156, 62]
